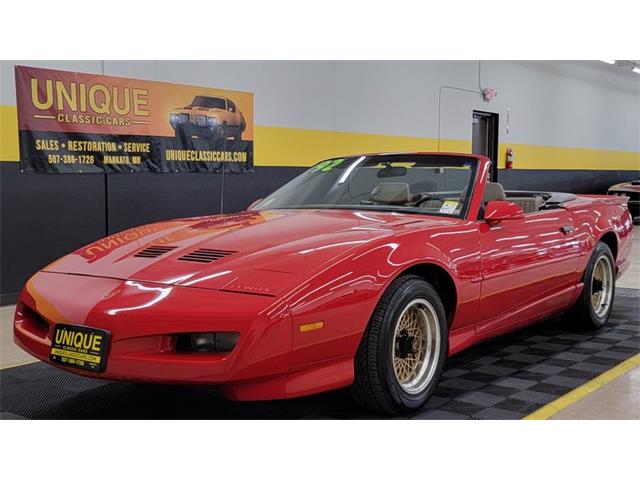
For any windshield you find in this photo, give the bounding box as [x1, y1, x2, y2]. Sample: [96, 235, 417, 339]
[254, 154, 478, 218]
[190, 96, 226, 109]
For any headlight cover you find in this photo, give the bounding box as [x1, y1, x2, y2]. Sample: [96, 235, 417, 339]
[175, 332, 240, 353]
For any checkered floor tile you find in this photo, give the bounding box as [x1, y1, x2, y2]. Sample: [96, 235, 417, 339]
[1, 288, 638, 420]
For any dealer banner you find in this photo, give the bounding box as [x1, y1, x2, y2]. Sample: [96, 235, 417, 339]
[15, 66, 253, 173]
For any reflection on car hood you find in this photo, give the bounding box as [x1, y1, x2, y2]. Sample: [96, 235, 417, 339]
[44, 209, 457, 294]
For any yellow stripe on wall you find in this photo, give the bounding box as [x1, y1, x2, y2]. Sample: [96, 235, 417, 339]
[497, 143, 640, 171]
[0, 106, 19, 161]
[1, 105, 639, 170]
[254, 126, 460, 167]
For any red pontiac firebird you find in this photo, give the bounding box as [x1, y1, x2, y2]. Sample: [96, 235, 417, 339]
[14, 153, 634, 414]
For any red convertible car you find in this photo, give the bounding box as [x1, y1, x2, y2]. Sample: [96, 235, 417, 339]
[14, 153, 634, 414]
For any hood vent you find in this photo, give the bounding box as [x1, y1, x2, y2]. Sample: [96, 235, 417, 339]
[134, 245, 178, 259]
[178, 248, 236, 264]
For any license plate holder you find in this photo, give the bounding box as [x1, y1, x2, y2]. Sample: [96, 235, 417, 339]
[50, 324, 111, 373]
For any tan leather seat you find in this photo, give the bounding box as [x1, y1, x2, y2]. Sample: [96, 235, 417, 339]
[508, 196, 544, 213]
[369, 182, 412, 205]
[483, 182, 506, 203]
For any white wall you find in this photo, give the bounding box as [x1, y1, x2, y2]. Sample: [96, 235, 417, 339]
[2, 60, 639, 153]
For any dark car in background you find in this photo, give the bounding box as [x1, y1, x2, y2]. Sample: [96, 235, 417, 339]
[608, 180, 640, 222]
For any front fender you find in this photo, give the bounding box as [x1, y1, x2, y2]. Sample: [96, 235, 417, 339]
[285, 223, 481, 367]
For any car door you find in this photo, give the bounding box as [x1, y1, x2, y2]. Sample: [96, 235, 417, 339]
[476, 208, 581, 334]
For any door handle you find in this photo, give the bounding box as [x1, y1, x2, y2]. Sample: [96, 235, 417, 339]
[560, 225, 575, 235]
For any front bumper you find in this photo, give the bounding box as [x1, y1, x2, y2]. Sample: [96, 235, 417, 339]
[14, 272, 291, 386]
[170, 121, 221, 137]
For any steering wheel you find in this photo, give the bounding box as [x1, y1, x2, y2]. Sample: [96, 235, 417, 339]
[413, 193, 448, 208]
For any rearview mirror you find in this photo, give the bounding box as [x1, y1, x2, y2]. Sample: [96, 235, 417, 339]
[484, 200, 524, 224]
[377, 165, 408, 178]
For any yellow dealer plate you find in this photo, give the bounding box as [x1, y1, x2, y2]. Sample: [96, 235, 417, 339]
[50, 324, 111, 373]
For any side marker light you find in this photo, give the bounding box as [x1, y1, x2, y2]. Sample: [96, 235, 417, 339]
[299, 321, 325, 332]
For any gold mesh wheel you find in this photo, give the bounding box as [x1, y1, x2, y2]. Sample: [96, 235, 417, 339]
[391, 298, 441, 394]
[591, 255, 613, 318]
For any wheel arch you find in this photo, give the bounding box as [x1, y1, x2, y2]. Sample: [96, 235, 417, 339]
[598, 230, 618, 260]
[398, 263, 458, 328]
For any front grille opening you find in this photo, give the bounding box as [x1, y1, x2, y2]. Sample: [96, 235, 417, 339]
[17, 303, 50, 338]
[178, 249, 235, 264]
[134, 245, 178, 259]
[174, 332, 239, 353]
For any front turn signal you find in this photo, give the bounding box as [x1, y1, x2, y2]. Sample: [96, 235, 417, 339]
[299, 321, 325, 333]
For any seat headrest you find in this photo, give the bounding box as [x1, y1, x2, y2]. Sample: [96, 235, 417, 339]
[483, 182, 506, 203]
[370, 182, 411, 205]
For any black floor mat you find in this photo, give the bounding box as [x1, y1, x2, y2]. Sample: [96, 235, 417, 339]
[1, 288, 638, 420]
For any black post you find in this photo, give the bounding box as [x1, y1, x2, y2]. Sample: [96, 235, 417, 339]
[220, 161, 225, 214]
[101, 61, 110, 237]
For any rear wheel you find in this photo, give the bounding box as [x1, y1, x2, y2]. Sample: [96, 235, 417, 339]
[351, 275, 448, 415]
[563, 242, 615, 330]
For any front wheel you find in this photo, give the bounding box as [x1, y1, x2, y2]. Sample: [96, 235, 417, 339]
[351, 275, 448, 415]
[563, 241, 615, 330]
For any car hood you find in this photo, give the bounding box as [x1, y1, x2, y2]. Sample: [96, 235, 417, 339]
[44, 209, 456, 296]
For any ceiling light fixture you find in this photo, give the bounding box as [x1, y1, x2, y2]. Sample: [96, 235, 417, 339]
[600, 60, 616, 65]
[633, 67, 640, 74]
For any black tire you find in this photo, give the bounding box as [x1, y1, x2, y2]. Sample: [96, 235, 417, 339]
[351, 275, 448, 415]
[562, 242, 616, 330]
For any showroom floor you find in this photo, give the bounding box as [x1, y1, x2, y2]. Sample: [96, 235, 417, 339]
[1, 227, 638, 420]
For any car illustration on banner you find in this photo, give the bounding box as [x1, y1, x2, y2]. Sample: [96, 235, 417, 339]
[169, 95, 246, 145]
[14, 153, 634, 414]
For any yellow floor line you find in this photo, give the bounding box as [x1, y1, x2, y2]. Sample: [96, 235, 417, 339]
[524, 352, 640, 420]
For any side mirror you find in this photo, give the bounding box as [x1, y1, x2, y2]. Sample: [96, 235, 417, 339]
[484, 200, 524, 224]
[247, 198, 263, 210]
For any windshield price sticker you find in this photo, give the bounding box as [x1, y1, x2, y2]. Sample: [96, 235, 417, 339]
[439, 201, 459, 214]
